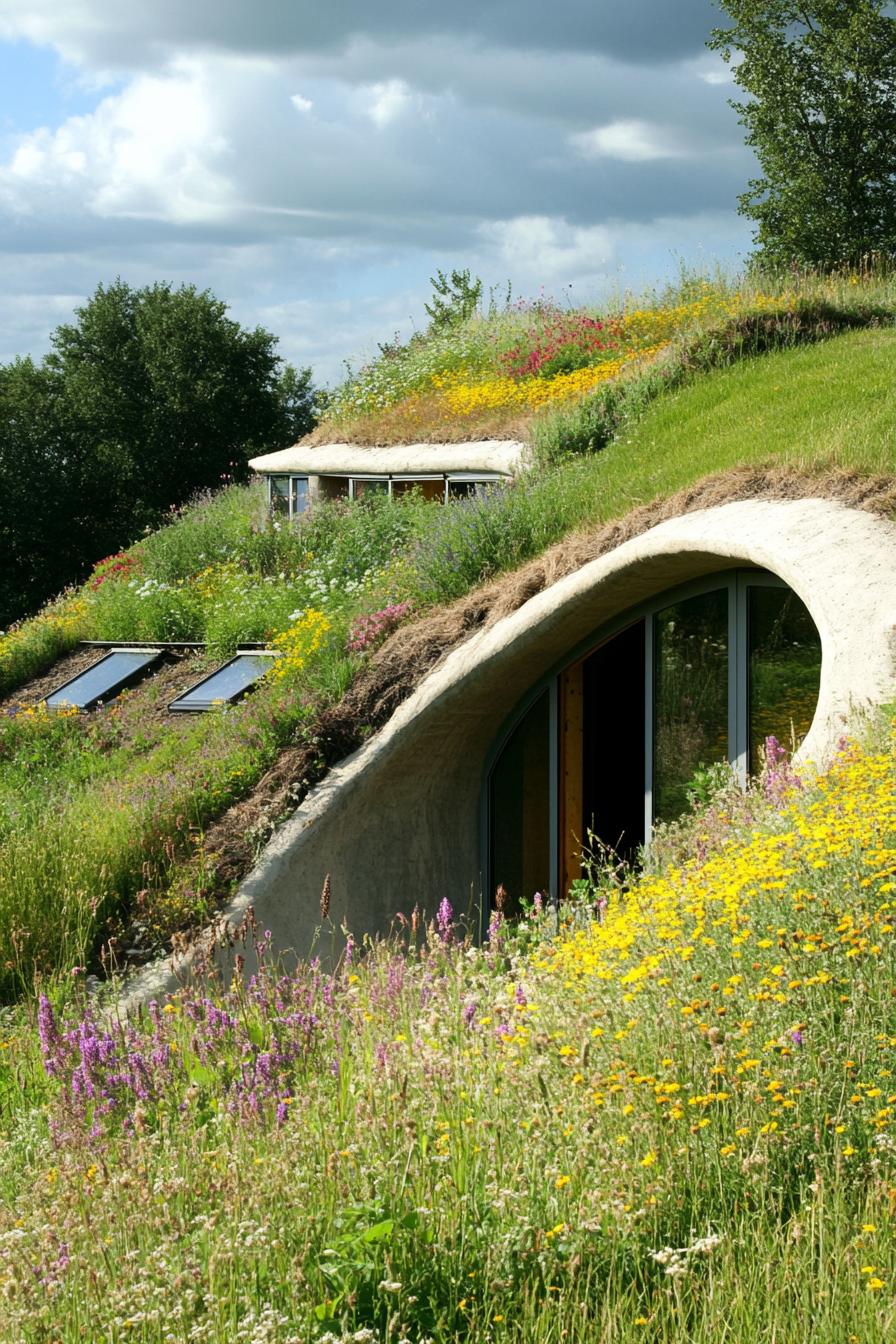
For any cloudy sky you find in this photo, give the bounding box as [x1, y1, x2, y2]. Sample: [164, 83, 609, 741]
[0, 1, 754, 385]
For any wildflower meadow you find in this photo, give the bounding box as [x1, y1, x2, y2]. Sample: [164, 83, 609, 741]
[0, 725, 894, 1341]
[0, 268, 896, 1339]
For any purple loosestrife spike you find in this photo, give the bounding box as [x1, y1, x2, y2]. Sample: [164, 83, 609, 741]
[37, 995, 62, 1077]
[437, 897, 453, 941]
[462, 1001, 477, 1028]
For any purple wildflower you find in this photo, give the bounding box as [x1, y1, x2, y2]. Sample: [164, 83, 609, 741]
[37, 995, 63, 1077]
[763, 735, 802, 806]
[436, 898, 454, 942]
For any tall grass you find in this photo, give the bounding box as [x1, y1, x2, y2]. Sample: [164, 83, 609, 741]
[0, 675, 318, 999]
[0, 296, 895, 1002]
[317, 268, 896, 446]
[0, 724, 894, 1340]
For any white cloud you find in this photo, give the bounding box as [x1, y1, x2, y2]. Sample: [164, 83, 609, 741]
[478, 215, 616, 290]
[687, 54, 736, 86]
[363, 78, 412, 128]
[700, 67, 733, 86]
[1, 59, 235, 224]
[0, 3, 756, 382]
[571, 118, 689, 163]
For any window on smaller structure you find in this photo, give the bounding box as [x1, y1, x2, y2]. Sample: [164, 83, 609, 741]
[391, 477, 444, 502]
[169, 652, 278, 713]
[350, 478, 390, 501]
[46, 648, 162, 711]
[270, 475, 290, 517]
[268, 475, 309, 521]
[291, 477, 310, 516]
[318, 476, 349, 502]
[446, 473, 504, 500]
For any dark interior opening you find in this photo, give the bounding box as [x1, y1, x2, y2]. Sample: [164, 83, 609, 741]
[581, 621, 646, 864]
[489, 690, 550, 916]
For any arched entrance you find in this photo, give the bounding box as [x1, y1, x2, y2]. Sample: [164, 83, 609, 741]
[487, 569, 822, 909]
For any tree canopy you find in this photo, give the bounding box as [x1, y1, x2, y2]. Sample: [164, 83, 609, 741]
[709, 0, 896, 269]
[0, 280, 321, 627]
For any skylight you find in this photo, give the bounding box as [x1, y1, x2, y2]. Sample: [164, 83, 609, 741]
[168, 652, 278, 713]
[46, 649, 162, 711]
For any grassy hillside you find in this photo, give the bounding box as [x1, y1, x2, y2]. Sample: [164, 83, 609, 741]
[0, 722, 894, 1341]
[313, 269, 896, 447]
[1, 271, 896, 1340]
[0, 285, 894, 1001]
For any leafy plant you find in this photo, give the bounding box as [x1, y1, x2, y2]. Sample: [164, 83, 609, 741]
[424, 267, 483, 330]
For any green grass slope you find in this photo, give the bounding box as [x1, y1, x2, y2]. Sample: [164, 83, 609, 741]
[1, 280, 896, 1341]
[625, 327, 896, 485]
[0, 321, 894, 1000]
[0, 718, 894, 1342]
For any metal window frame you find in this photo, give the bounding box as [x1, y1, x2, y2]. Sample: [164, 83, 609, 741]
[268, 474, 310, 521]
[266, 471, 507, 508]
[45, 647, 163, 712]
[168, 650, 280, 714]
[481, 567, 804, 922]
[348, 476, 390, 500]
[290, 476, 310, 517]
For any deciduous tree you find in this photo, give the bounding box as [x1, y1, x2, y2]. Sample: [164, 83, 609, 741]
[709, 0, 896, 268]
[0, 280, 320, 626]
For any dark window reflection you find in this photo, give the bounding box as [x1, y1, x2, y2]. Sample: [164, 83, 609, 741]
[748, 587, 821, 772]
[352, 479, 389, 500]
[270, 476, 290, 517]
[291, 477, 310, 515]
[582, 622, 645, 863]
[490, 691, 550, 915]
[653, 588, 729, 823]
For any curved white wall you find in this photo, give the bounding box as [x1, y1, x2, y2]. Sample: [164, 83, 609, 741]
[248, 439, 527, 477]
[126, 498, 896, 1004]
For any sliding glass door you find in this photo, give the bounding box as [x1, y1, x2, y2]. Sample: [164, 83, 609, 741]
[486, 570, 821, 910]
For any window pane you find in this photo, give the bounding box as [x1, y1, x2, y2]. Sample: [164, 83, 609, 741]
[46, 649, 161, 710]
[270, 476, 289, 516]
[581, 621, 646, 864]
[448, 479, 494, 500]
[490, 691, 550, 915]
[170, 654, 276, 712]
[653, 588, 729, 823]
[391, 479, 444, 502]
[318, 476, 349, 501]
[352, 479, 389, 500]
[291, 477, 310, 516]
[748, 587, 821, 772]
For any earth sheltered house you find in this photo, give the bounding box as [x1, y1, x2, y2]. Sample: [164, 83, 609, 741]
[133, 467, 896, 1001]
[248, 438, 527, 514]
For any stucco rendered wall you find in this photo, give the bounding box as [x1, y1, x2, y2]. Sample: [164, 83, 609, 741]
[123, 498, 896, 1005]
[248, 439, 527, 477]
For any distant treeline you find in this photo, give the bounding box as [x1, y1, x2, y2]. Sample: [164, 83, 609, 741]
[0, 279, 322, 627]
